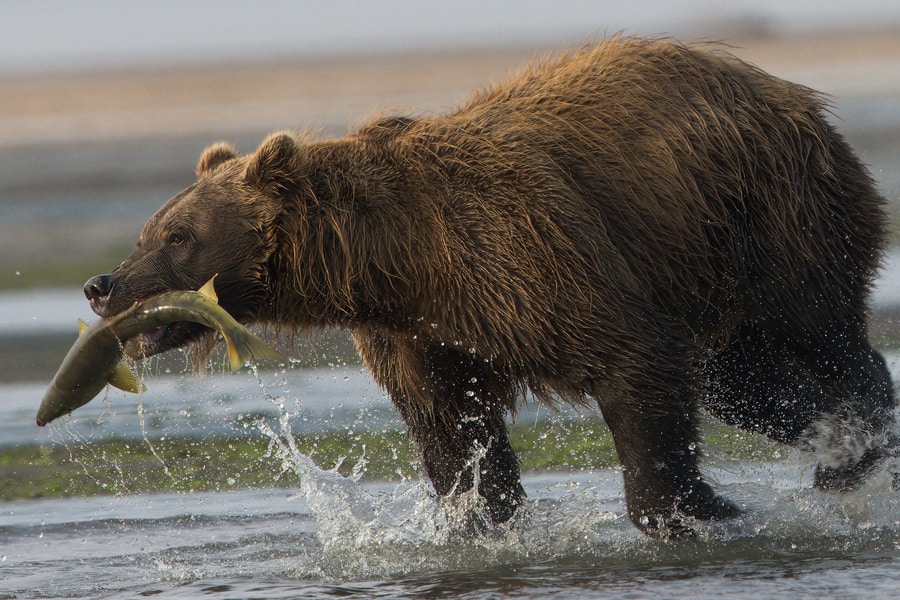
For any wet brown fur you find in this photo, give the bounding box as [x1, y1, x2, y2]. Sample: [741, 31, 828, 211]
[94, 37, 894, 534]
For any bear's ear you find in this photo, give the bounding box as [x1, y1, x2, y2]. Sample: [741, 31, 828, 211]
[196, 142, 239, 177]
[244, 131, 305, 192]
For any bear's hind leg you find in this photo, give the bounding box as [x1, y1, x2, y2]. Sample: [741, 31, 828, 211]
[702, 320, 897, 491]
[701, 328, 832, 444]
[802, 326, 896, 492]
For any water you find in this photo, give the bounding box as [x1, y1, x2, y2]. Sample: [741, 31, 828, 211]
[2, 323, 899, 597]
[6, 477, 897, 598]
[2, 413, 898, 599]
[2, 367, 391, 446]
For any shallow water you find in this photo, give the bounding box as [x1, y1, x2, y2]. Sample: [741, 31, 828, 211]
[2, 456, 898, 599]
[3, 381, 900, 600]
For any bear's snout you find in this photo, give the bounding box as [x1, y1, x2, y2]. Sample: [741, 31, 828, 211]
[83, 274, 112, 316]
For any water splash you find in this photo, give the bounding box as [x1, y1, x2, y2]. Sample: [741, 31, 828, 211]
[31, 362, 900, 589]
[254, 391, 899, 578]
[250, 394, 645, 580]
[214, 360, 900, 584]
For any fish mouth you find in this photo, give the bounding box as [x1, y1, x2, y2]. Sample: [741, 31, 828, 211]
[123, 321, 211, 360]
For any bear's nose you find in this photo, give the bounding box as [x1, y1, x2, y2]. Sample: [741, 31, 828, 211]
[84, 274, 112, 312]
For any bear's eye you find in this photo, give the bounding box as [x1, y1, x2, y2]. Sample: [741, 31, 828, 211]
[168, 232, 186, 246]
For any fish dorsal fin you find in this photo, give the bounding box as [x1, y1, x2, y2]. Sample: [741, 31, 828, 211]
[108, 361, 147, 394]
[77, 318, 89, 335]
[198, 275, 219, 303]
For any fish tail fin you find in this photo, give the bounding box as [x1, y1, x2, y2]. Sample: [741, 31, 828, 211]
[108, 361, 147, 394]
[222, 329, 286, 373]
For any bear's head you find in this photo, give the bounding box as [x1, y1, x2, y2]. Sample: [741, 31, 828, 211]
[84, 131, 307, 360]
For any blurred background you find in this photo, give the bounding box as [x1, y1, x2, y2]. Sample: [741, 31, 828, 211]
[1, 0, 899, 384]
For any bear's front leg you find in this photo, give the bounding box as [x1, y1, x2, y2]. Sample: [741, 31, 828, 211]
[408, 390, 525, 525]
[354, 330, 525, 524]
[596, 379, 741, 536]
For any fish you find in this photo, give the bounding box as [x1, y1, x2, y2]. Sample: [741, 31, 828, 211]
[36, 276, 285, 427]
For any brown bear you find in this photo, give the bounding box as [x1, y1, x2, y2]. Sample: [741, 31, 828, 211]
[84, 37, 896, 536]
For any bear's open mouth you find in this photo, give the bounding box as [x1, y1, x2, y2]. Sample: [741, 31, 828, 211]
[139, 325, 169, 346]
